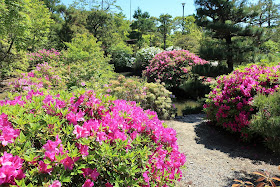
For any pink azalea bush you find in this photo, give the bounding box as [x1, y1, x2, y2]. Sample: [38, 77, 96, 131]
[143, 50, 209, 88]
[27, 48, 62, 68]
[9, 62, 65, 92]
[204, 64, 280, 138]
[0, 89, 186, 186]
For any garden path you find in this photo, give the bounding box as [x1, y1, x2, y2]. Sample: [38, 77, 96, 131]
[166, 114, 280, 187]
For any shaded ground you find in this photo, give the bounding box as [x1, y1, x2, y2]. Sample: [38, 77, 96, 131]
[166, 114, 280, 187]
[0, 78, 14, 100]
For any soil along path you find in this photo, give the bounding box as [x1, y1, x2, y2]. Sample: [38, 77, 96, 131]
[166, 114, 280, 187]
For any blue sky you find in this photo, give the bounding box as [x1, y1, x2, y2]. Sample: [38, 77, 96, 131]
[60, 0, 280, 20]
[60, 0, 197, 19]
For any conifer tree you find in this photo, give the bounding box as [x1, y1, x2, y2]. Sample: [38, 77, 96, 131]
[195, 0, 263, 71]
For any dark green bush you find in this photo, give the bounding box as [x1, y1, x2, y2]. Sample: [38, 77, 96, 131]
[191, 63, 230, 78]
[251, 92, 280, 152]
[178, 75, 211, 99]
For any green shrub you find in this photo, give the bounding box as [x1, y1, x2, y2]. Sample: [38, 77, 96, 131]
[251, 92, 280, 152]
[0, 49, 29, 79]
[178, 75, 211, 99]
[182, 98, 205, 115]
[143, 81, 176, 119]
[104, 75, 176, 119]
[191, 63, 230, 77]
[108, 42, 134, 72]
[61, 33, 116, 89]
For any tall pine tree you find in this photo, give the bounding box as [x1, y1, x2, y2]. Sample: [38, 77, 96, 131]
[195, 0, 263, 71]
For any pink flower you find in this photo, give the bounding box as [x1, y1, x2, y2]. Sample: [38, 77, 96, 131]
[0, 126, 20, 146]
[82, 168, 99, 181]
[43, 135, 61, 152]
[82, 179, 94, 187]
[76, 143, 89, 157]
[49, 180, 62, 187]
[105, 182, 113, 187]
[60, 156, 74, 170]
[143, 171, 150, 183]
[96, 131, 107, 143]
[38, 161, 53, 174]
[0, 152, 25, 185]
[67, 111, 85, 125]
[73, 125, 90, 139]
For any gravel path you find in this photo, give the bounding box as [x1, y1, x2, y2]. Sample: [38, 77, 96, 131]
[165, 114, 280, 187]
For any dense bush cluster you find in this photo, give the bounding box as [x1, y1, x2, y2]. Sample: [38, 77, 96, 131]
[103, 75, 176, 119]
[0, 90, 186, 186]
[204, 64, 280, 139]
[143, 50, 209, 89]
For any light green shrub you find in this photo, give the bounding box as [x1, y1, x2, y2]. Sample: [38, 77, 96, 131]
[104, 75, 176, 119]
[108, 42, 134, 72]
[61, 33, 116, 89]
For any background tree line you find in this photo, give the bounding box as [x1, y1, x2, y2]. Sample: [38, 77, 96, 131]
[0, 0, 280, 75]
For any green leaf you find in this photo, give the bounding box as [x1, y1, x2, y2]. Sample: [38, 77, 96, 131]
[18, 131, 26, 143]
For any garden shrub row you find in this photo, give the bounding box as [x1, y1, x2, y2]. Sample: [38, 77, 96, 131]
[10, 61, 176, 120]
[0, 89, 186, 186]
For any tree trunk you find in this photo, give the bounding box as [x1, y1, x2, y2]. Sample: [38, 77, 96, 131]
[7, 38, 14, 54]
[163, 34, 166, 50]
[226, 36, 233, 72]
[1, 38, 15, 61]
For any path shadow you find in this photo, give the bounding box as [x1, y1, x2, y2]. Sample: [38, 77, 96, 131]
[224, 170, 280, 187]
[174, 114, 206, 123]
[193, 121, 280, 166]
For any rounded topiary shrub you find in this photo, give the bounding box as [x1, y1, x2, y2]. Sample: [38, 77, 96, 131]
[204, 64, 280, 138]
[143, 50, 209, 89]
[0, 89, 185, 186]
